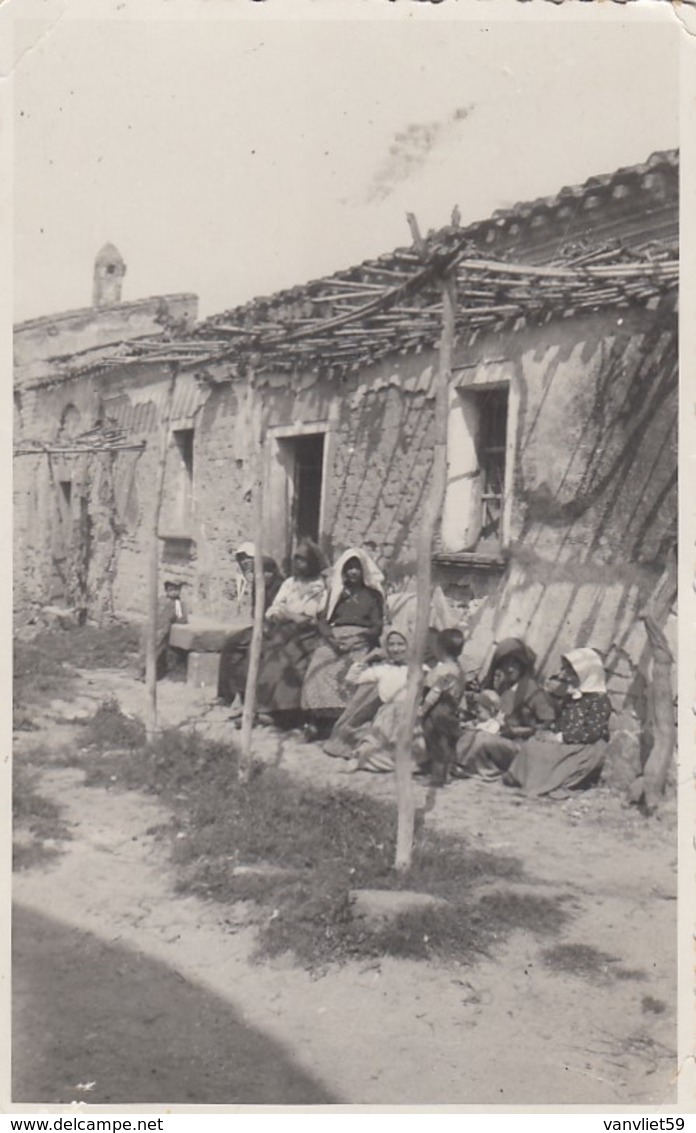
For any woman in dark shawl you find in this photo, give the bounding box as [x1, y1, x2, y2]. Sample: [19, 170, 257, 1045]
[217, 556, 284, 706]
[301, 547, 385, 739]
[453, 637, 555, 781]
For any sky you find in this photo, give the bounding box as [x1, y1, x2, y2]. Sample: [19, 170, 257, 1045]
[13, 11, 679, 323]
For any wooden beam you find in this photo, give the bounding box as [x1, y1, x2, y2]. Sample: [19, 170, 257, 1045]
[394, 211, 458, 873]
[239, 375, 267, 781]
[144, 365, 178, 742]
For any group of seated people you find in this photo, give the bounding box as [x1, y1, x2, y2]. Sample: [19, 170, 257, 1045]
[216, 541, 613, 798]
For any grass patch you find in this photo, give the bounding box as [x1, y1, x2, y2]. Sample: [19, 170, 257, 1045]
[12, 708, 40, 733]
[541, 942, 644, 985]
[74, 730, 569, 970]
[79, 698, 146, 750]
[641, 995, 666, 1015]
[13, 640, 76, 707]
[13, 762, 69, 871]
[25, 623, 140, 670]
[14, 624, 140, 709]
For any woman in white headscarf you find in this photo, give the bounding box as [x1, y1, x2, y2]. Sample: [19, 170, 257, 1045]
[343, 627, 427, 773]
[503, 647, 612, 798]
[323, 627, 408, 761]
[301, 547, 385, 738]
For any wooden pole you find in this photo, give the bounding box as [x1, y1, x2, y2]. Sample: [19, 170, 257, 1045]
[239, 375, 266, 781]
[144, 366, 178, 743]
[394, 218, 457, 872]
[633, 613, 676, 812]
[628, 550, 677, 812]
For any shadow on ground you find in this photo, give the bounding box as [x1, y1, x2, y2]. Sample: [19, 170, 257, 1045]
[13, 904, 338, 1105]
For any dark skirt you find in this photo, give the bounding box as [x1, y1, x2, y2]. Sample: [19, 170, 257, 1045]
[504, 737, 606, 797]
[452, 731, 520, 781]
[217, 620, 321, 713]
[301, 626, 376, 718]
[256, 621, 321, 714]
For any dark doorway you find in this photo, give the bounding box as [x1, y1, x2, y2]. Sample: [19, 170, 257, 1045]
[292, 434, 324, 545]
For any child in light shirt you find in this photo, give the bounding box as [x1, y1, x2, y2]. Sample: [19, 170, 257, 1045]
[471, 689, 504, 735]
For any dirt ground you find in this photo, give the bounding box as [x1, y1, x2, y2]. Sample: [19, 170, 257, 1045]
[12, 666, 679, 1107]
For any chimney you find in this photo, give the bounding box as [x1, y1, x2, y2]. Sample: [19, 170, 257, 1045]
[93, 243, 126, 307]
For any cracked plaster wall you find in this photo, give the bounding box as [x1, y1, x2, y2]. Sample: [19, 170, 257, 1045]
[14, 303, 677, 689]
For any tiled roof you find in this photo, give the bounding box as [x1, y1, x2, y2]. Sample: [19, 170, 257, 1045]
[33, 149, 679, 382]
[490, 149, 677, 224]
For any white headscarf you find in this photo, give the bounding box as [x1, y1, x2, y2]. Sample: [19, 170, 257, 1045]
[234, 543, 256, 605]
[381, 626, 409, 660]
[325, 547, 385, 621]
[562, 647, 607, 696]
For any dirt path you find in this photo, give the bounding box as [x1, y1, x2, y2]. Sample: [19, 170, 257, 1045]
[12, 670, 678, 1106]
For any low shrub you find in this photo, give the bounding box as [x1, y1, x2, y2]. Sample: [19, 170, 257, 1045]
[75, 732, 569, 969]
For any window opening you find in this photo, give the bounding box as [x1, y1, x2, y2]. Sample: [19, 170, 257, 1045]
[174, 428, 194, 477]
[172, 428, 194, 527]
[58, 404, 81, 441]
[476, 388, 509, 545]
[57, 479, 73, 539]
[442, 381, 511, 554]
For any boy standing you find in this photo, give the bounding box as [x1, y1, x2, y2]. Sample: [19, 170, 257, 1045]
[417, 627, 465, 787]
[139, 579, 188, 680]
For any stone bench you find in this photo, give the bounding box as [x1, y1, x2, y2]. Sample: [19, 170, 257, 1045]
[169, 616, 252, 691]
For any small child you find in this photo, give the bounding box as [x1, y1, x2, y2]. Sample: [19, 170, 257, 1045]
[138, 579, 188, 680]
[163, 580, 187, 626]
[417, 627, 465, 787]
[472, 689, 503, 734]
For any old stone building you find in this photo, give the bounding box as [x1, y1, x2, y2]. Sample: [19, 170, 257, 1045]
[14, 151, 678, 687]
[13, 245, 198, 621]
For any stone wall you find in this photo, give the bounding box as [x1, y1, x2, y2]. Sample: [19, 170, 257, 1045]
[14, 298, 677, 698]
[431, 301, 678, 698]
[14, 294, 198, 386]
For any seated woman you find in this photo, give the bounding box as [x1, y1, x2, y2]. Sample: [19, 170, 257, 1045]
[350, 629, 425, 773]
[251, 540, 327, 728]
[217, 555, 284, 707]
[453, 637, 555, 781]
[503, 647, 612, 798]
[233, 542, 256, 614]
[323, 628, 409, 763]
[301, 547, 384, 739]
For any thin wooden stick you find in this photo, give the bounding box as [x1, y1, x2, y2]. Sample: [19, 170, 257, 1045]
[144, 365, 178, 743]
[239, 375, 266, 781]
[77, 246, 677, 380]
[630, 614, 676, 813]
[394, 244, 457, 872]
